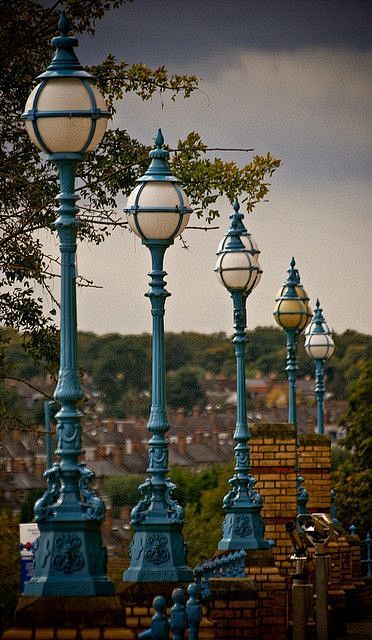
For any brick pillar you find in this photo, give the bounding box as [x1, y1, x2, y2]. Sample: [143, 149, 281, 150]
[250, 424, 297, 572]
[209, 578, 259, 640]
[298, 433, 331, 512]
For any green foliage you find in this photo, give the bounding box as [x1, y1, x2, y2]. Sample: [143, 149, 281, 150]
[103, 474, 143, 517]
[0, 510, 20, 633]
[166, 366, 206, 413]
[183, 464, 233, 564]
[332, 360, 372, 532]
[0, 1, 281, 433]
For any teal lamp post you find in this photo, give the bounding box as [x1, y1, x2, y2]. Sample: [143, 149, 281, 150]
[273, 258, 312, 516]
[215, 199, 271, 550]
[21, 13, 114, 596]
[123, 129, 192, 582]
[304, 299, 335, 434]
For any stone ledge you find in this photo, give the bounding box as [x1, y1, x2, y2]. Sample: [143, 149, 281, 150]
[250, 423, 296, 439]
[14, 597, 124, 628]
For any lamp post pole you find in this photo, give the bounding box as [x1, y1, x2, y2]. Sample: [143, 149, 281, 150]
[21, 13, 113, 596]
[274, 258, 312, 517]
[215, 199, 271, 550]
[123, 131, 192, 582]
[305, 299, 335, 435]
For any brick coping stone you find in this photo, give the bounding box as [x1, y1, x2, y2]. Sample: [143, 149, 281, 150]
[14, 597, 124, 628]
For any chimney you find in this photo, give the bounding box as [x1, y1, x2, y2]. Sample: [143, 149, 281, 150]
[177, 434, 186, 456]
[112, 447, 122, 466]
[192, 405, 200, 418]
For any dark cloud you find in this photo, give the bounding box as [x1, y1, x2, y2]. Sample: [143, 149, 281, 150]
[76, 0, 372, 66]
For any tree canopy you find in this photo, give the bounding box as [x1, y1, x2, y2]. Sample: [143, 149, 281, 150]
[0, 0, 280, 434]
[332, 359, 372, 532]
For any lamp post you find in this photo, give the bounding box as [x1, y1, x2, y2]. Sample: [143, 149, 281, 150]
[304, 299, 335, 435]
[214, 198, 271, 550]
[21, 13, 114, 596]
[274, 258, 312, 515]
[123, 129, 192, 582]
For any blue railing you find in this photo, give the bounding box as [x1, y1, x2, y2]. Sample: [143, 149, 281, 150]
[193, 549, 246, 600]
[138, 584, 202, 640]
[349, 526, 372, 578]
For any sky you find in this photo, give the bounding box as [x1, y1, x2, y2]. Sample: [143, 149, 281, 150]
[42, 0, 372, 337]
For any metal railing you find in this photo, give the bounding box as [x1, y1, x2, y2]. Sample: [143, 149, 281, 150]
[138, 584, 202, 640]
[193, 549, 246, 600]
[349, 526, 372, 578]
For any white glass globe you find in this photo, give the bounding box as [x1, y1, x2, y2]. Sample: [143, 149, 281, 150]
[305, 332, 335, 360]
[24, 78, 108, 153]
[126, 182, 190, 240]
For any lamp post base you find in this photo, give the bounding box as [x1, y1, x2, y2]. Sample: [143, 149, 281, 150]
[218, 509, 273, 551]
[123, 524, 192, 582]
[23, 520, 115, 597]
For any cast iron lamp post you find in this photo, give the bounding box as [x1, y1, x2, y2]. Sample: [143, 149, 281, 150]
[273, 258, 312, 515]
[21, 13, 114, 596]
[304, 299, 335, 435]
[214, 199, 271, 550]
[123, 129, 192, 582]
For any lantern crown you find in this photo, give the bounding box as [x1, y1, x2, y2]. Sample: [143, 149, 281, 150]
[38, 12, 92, 80]
[273, 257, 312, 332]
[214, 198, 262, 293]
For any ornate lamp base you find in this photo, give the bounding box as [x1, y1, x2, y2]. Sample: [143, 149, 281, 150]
[23, 520, 115, 596]
[123, 523, 192, 582]
[218, 508, 272, 551]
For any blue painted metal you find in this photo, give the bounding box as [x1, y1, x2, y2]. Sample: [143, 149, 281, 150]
[21, 12, 110, 156]
[305, 299, 335, 435]
[138, 595, 170, 640]
[215, 200, 271, 551]
[194, 549, 246, 600]
[170, 588, 186, 640]
[43, 400, 55, 470]
[274, 259, 312, 517]
[315, 358, 325, 435]
[330, 489, 341, 527]
[285, 328, 298, 426]
[186, 583, 202, 640]
[22, 15, 113, 597]
[124, 135, 191, 582]
[361, 532, 372, 578]
[138, 585, 201, 640]
[349, 524, 357, 536]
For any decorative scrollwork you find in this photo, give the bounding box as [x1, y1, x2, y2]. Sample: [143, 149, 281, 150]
[233, 514, 252, 537]
[144, 534, 170, 565]
[78, 463, 105, 520]
[34, 463, 61, 521]
[130, 478, 152, 524]
[53, 534, 85, 574]
[165, 478, 184, 523]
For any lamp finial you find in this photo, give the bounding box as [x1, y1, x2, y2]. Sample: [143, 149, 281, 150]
[155, 129, 164, 149]
[58, 11, 69, 35]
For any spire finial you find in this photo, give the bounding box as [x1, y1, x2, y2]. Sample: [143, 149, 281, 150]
[290, 257, 296, 269]
[316, 298, 320, 310]
[233, 197, 240, 213]
[155, 128, 164, 149]
[58, 10, 69, 35]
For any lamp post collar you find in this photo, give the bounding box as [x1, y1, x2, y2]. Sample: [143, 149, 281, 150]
[38, 11, 92, 80]
[138, 128, 180, 183]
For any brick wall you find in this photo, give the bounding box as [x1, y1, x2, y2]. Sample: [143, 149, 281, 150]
[298, 433, 331, 512]
[250, 424, 297, 571]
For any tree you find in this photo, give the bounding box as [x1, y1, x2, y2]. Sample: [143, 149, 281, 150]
[103, 475, 143, 517]
[332, 359, 372, 532]
[0, 0, 280, 432]
[166, 365, 206, 413]
[0, 510, 20, 633]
